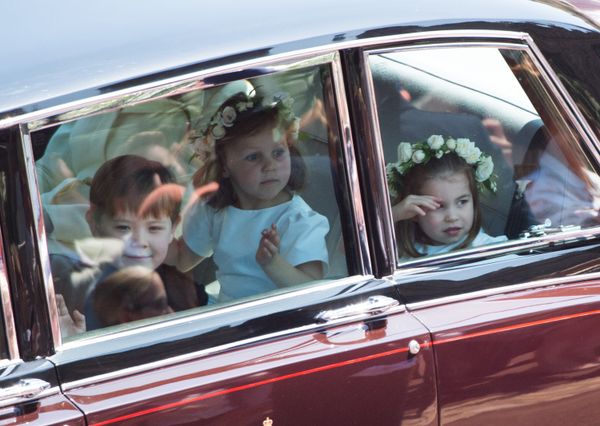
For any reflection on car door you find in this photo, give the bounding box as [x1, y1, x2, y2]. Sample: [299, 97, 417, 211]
[55, 279, 437, 425]
[399, 244, 600, 426]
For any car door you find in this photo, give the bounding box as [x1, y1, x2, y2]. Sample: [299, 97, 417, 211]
[356, 30, 600, 425]
[14, 53, 437, 425]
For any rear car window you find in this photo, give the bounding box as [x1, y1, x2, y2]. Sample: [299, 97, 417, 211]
[32, 64, 349, 341]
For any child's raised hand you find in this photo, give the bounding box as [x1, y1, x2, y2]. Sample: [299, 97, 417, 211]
[392, 195, 441, 222]
[56, 294, 86, 337]
[256, 224, 280, 267]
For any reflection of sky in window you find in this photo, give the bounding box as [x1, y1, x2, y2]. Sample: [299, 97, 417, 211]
[383, 47, 537, 113]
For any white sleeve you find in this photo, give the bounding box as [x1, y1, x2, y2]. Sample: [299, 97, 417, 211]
[278, 209, 329, 269]
[182, 202, 214, 257]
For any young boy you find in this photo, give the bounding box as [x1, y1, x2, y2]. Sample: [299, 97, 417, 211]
[53, 154, 207, 334]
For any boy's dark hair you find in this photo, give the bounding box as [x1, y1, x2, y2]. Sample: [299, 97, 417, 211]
[90, 155, 180, 222]
[192, 92, 306, 209]
[396, 153, 482, 258]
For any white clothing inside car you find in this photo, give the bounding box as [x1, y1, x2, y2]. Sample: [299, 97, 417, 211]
[183, 194, 329, 302]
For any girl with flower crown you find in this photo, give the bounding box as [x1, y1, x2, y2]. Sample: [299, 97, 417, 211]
[388, 135, 507, 258]
[170, 92, 329, 302]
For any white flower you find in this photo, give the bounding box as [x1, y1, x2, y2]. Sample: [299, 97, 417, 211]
[435, 150, 444, 159]
[221, 106, 237, 127]
[427, 135, 444, 150]
[211, 125, 226, 139]
[446, 138, 456, 150]
[464, 146, 482, 164]
[193, 136, 214, 162]
[412, 150, 426, 164]
[455, 138, 474, 157]
[398, 142, 413, 163]
[475, 155, 494, 182]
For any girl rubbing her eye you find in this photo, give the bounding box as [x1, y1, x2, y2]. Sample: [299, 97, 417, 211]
[388, 135, 507, 258]
[171, 92, 329, 303]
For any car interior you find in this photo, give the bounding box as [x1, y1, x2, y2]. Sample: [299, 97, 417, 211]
[368, 46, 593, 247]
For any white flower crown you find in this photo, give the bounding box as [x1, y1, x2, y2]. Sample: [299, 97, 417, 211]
[190, 92, 301, 164]
[386, 135, 497, 198]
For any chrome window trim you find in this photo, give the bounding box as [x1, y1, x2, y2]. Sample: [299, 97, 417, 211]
[19, 126, 62, 350]
[330, 53, 373, 274]
[60, 281, 404, 392]
[58, 274, 377, 351]
[406, 270, 600, 312]
[366, 40, 528, 56]
[0, 229, 20, 360]
[392, 225, 600, 272]
[360, 49, 399, 264]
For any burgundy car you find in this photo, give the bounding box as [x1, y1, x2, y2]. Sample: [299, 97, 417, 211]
[2, 0, 600, 424]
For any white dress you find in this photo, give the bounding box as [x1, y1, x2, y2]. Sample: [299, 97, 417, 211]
[414, 229, 508, 256]
[524, 150, 600, 227]
[183, 194, 329, 302]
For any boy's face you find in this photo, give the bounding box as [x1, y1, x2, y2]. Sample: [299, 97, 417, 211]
[90, 209, 175, 269]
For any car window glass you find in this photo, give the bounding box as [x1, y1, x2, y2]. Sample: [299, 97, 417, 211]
[32, 64, 348, 341]
[369, 46, 600, 262]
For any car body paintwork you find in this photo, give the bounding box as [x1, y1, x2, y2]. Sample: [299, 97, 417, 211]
[65, 311, 435, 425]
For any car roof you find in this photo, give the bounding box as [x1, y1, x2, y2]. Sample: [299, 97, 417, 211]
[1, 0, 597, 117]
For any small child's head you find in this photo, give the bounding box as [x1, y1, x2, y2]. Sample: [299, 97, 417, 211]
[93, 266, 173, 327]
[191, 92, 306, 209]
[389, 136, 496, 257]
[86, 155, 182, 269]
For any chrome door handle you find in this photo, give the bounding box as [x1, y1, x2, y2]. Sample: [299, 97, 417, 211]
[315, 295, 400, 323]
[0, 378, 50, 401]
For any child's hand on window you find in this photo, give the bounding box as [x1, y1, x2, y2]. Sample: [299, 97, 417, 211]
[256, 224, 280, 267]
[56, 294, 86, 337]
[392, 195, 441, 222]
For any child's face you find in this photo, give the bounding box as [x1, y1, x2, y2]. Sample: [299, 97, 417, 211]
[91, 210, 175, 269]
[223, 125, 292, 209]
[416, 171, 474, 245]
